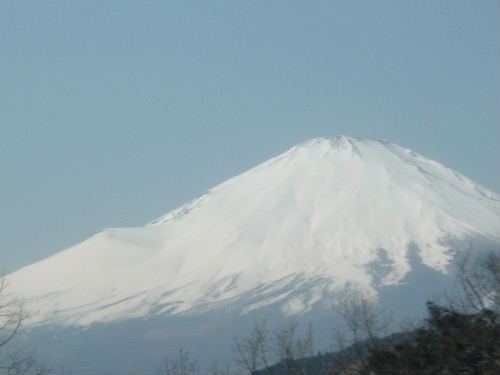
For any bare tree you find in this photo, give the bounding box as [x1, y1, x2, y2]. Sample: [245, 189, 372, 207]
[233, 320, 314, 375]
[0, 277, 52, 375]
[233, 320, 273, 374]
[156, 348, 198, 375]
[274, 322, 313, 375]
[0, 348, 51, 375]
[325, 289, 392, 375]
[0, 278, 27, 351]
[454, 251, 500, 312]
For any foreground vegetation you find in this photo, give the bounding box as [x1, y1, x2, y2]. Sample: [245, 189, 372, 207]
[159, 252, 500, 375]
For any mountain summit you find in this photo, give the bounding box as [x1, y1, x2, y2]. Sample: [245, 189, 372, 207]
[9, 136, 500, 327]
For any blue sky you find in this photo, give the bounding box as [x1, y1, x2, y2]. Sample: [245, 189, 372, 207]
[1, 0, 498, 273]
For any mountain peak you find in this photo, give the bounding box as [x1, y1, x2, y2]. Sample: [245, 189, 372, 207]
[296, 135, 362, 149]
[291, 136, 395, 161]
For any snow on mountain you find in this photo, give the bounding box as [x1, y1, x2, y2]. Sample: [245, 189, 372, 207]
[8, 136, 500, 327]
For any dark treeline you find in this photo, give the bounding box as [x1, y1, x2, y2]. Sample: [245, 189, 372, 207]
[254, 302, 499, 375]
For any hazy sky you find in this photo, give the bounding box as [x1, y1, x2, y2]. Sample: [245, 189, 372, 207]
[1, 1, 498, 273]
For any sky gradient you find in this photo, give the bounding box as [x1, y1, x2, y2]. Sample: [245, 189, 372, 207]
[1, 0, 498, 273]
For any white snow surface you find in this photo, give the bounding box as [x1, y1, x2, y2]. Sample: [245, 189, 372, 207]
[8, 136, 500, 326]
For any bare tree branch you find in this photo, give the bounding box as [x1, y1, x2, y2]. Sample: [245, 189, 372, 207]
[156, 348, 198, 375]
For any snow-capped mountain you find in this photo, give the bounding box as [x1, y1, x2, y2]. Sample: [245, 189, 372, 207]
[9, 136, 499, 329]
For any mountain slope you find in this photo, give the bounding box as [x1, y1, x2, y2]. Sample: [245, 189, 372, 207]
[8, 136, 500, 327]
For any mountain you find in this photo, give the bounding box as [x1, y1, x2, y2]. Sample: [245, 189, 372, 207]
[7, 136, 500, 373]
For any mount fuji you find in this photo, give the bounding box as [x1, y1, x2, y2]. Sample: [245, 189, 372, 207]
[7, 136, 500, 373]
